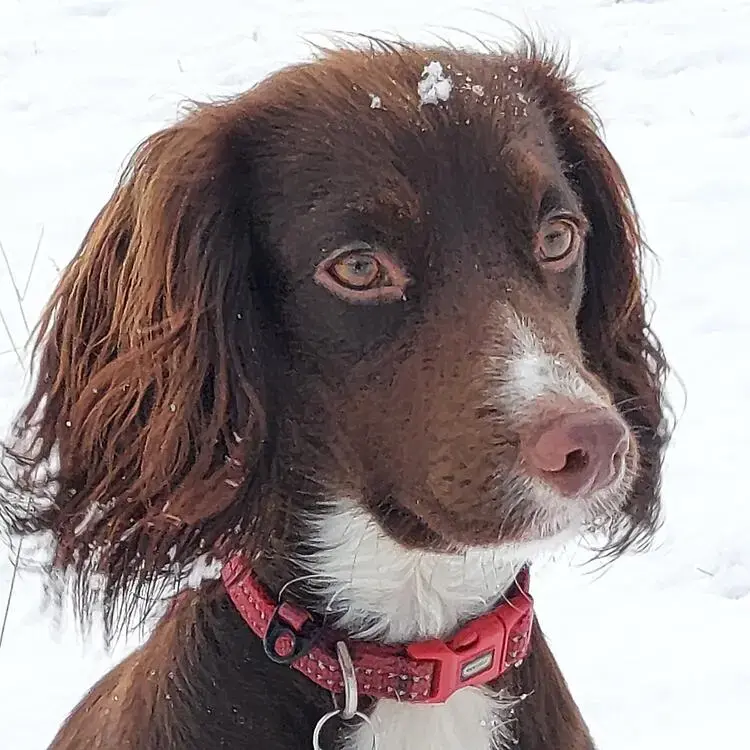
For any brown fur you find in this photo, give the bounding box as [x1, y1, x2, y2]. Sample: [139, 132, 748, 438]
[1, 37, 671, 750]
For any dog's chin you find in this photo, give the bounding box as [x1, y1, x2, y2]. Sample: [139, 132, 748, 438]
[373, 481, 632, 554]
[370, 500, 578, 554]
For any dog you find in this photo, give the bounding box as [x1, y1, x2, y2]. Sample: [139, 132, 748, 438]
[1, 38, 670, 750]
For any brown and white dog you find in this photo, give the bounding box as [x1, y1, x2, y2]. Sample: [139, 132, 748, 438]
[1, 38, 670, 750]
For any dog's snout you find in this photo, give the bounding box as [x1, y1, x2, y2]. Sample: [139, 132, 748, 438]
[522, 409, 629, 496]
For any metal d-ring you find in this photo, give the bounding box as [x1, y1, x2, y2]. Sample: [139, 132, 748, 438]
[312, 710, 376, 750]
[335, 641, 358, 720]
[311, 641, 375, 750]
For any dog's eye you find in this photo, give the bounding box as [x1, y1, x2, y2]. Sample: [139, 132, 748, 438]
[535, 217, 583, 270]
[330, 254, 381, 289]
[315, 244, 410, 303]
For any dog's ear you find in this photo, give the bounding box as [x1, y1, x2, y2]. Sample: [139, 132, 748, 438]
[2, 103, 269, 631]
[514, 45, 672, 554]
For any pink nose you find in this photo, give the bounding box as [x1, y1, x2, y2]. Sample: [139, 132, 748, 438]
[522, 409, 629, 496]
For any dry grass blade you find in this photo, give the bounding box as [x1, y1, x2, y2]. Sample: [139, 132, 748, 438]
[0, 238, 30, 333]
[0, 234, 41, 653]
[21, 226, 45, 302]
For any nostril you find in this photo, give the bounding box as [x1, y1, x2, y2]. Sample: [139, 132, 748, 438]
[562, 448, 589, 476]
[522, 408, 629, 496]
[529, 432, 587, 474]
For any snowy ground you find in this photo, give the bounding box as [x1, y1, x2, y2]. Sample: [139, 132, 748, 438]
[1, 0, 749, 747]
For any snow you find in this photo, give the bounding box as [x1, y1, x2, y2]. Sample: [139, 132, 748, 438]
[418, 60, 452, 105]
[1, 0, 749, 747]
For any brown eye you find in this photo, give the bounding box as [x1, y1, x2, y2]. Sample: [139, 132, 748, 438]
[314, 243, 410, 304]
[535, 217, 583, 270]
[330, 253, 381, 289]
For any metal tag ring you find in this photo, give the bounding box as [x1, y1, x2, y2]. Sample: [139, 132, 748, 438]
[312, 710, 376, 750]
[335, 641, 358, 720]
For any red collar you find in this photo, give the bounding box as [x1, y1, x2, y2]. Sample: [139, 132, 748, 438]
[222, 555, 534, 704]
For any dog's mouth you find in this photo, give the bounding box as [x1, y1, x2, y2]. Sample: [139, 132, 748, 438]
[367, 452, 637, 553]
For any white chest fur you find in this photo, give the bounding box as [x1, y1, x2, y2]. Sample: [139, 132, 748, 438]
[303, 500, 561, 750]
[359, 686, 513, 750]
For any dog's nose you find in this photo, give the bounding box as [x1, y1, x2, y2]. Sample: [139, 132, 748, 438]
[522, 409, 629, 496]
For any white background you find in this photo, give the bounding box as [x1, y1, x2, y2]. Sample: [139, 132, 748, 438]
[1, 1, 749, 747]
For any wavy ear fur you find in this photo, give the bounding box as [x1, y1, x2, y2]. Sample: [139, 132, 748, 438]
[1, 103, 268, 635]
[514, 43, 672, 555]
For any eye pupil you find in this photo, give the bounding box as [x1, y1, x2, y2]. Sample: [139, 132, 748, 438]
[544, 228, 569, 257]
[348, 258, 374, 275]
[537, 217, 581, 267]
[331, 253, 381, 289]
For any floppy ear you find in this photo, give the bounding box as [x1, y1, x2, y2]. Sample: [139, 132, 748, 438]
[2, 103, 268, 632]
[514, 45, 672, 554]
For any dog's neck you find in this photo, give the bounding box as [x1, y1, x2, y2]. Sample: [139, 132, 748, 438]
[224, 499, 564, 750]
[295, 499, 537, 644]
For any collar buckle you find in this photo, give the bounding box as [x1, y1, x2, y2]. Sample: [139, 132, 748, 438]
[405, 583, 533, 703]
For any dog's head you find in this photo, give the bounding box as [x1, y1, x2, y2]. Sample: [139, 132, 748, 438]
[2, 41, 670, 632]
